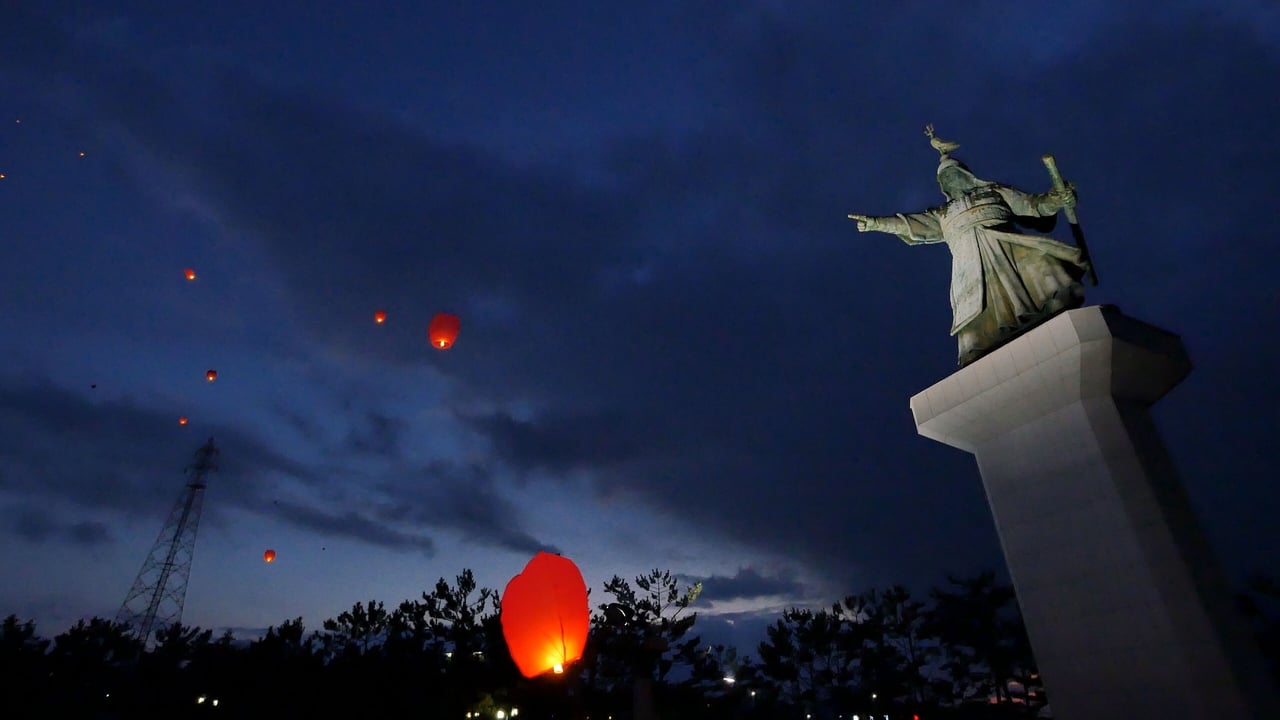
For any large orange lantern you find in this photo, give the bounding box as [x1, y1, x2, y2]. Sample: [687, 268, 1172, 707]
[263, 549, 276, 563]
[428, 312, 461, 350]
[206, 369, 217, 382]
[501, 552, 589, 678]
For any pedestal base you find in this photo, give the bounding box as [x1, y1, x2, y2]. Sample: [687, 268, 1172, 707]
[910, 306, 1277, 719]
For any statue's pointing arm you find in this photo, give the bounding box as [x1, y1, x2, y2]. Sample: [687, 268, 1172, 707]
[848, 209, 944, 246]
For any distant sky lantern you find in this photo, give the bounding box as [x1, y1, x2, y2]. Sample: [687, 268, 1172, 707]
[206, 369, 217, 382]
[185, 268, 197, 281]
[179, 417, 188, 425]
[263, 549, 276, 563]
[79, 151, 86, 157]
[428, 312, 461, 350]
[500, 551, 589, 679]
[374, 310, 387, 324]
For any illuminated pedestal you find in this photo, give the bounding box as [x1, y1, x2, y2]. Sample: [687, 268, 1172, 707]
[910, 306, 1278, 720]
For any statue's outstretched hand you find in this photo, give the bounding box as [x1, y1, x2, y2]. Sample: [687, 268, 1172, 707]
[847, 213, 873, 232]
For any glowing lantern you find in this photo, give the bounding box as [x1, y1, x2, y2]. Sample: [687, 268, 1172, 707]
[206, 369, 217, 382]
[263, 549, 276, 563]
[374, 310, 387, 324]
[179, 417, 188, 425]
[428, 312, 461, 350]
[185, 268, 197, 281]
[500, 551, 589, 679]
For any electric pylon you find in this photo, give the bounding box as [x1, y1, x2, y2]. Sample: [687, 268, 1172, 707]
[116, 437, 218, 644]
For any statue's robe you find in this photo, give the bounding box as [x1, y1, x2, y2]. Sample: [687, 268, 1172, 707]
[883, 182, 1086, 364]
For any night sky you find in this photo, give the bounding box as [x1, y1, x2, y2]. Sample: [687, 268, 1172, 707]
[2, 2, 1278, 652]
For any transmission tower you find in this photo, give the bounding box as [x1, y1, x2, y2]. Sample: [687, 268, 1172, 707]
[116, 437, 218, 644]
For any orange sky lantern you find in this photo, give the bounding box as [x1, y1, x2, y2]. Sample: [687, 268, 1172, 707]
[206, 369, 217, 382]
[179, 417, 188, 425]
[185, 268, 197, 281]
[500, 551, 589, 679]
[374, 310, 387, 324]
[428, 312, 461, 350]
[263, 549, 276, 563]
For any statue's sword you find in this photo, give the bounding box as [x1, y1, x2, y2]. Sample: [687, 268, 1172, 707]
[1041, 154, 1098, 286]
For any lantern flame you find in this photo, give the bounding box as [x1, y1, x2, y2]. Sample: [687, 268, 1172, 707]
[553, 664, 563, 674]
[428, 312, 461, 350]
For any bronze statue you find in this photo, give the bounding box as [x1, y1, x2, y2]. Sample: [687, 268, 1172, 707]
[849, 126, 1093, 366]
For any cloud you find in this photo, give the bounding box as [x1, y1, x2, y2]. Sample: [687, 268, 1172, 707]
[344, 411, 407, 459]
[0, 375, 314, 517]
[4, 2, 1278, 598]
[67, 520, 111, 545]
[11, 506, 56, 542]
[0, 373, 562, 558]
[374, 461, 561, 557]
[4, 504, 113, 546]
[688, 567, 806, 604]
[270, 499, 435, 556]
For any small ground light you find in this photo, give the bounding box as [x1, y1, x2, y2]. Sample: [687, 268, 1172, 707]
[197, 695, 206, 704]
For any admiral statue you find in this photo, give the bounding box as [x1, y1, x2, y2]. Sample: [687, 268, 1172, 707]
[849, 125, 1094, 366]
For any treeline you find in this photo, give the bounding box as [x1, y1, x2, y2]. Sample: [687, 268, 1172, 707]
[3, 569, 1276, 719]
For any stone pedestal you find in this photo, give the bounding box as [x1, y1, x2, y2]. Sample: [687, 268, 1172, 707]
[910, 305, 1278, 720]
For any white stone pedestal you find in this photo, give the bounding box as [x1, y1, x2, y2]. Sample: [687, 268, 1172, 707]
[910, 305, 1278, 720]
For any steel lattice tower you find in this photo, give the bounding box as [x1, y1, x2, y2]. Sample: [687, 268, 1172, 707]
[116, 437, 218, 644]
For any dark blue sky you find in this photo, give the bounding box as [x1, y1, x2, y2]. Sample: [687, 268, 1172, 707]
[2, 1, 1278, 651]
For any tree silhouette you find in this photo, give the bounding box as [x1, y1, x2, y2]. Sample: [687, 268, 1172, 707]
[757, 606, 857, 715]
[926, 572, 1037, 708]
[46, 617, 142, 714]
[1, 615, 50, 717]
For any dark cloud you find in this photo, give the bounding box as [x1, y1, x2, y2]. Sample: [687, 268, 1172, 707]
[270, 499, 435, 556]
[12, 506, 56, 542]
[5, 504, 112, 546]
[689, 568, 806, 604]
[375, 461, 560, 557]
[0, 374, 556, 557]
[344, 411, 406, 459]
[67, 520, 111, 545]
[459, 410, 649, 473]
[0, 375, 314, 518]
[3, 2, 1277, 606]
